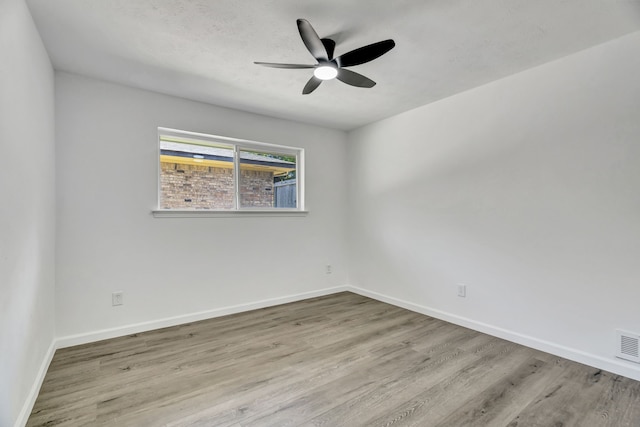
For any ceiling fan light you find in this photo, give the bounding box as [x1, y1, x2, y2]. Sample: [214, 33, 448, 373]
[314, 65, 338, 80]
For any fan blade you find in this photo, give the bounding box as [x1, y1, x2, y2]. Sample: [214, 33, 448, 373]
[336, 68, 376, 88]
[321, 38, 336, 60]
[302, 76, 322, 94]
[335, 39, 395, 67]
[254, 62, 315, 69]
[297, 19, 328, 62]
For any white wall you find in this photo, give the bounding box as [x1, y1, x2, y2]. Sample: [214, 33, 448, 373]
[8, 11, 639, 424]
[348, 32, 640, 380]
[55, 72, 348, 340]
[0, 0, 56, 425]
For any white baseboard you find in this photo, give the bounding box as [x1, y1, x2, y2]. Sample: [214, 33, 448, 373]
[56, 286, 349, 349]
[14, 341, 56, 427]
[348, 285, 640, 382]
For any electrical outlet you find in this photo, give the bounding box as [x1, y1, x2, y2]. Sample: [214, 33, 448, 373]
[112, 291, 124, 306]
[326, 264, 332, 274]
[457, 284, 466, 298]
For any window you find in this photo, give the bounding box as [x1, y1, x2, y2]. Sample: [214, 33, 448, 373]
[157, 128, 304, 213]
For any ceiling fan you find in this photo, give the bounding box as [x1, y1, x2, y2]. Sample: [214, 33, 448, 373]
[255, 19, 395, 94]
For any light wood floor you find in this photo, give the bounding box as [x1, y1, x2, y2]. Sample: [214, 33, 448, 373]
[28, 292, 640, 426]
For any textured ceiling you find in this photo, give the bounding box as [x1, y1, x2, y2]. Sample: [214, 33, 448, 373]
[27, 0, 640, 130]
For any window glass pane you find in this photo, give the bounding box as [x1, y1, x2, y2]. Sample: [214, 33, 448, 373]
[239, 149, 297, 209]
[159, 137, 235, 209]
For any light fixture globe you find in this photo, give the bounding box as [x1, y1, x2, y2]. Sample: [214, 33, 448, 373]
[313, 65, 338, 80]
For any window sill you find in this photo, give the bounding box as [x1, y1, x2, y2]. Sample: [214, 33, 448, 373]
[152, 209, 309, 218]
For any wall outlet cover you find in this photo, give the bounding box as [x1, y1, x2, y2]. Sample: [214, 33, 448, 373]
[457, 284, 466, 298]
[112, 292, 124, 306]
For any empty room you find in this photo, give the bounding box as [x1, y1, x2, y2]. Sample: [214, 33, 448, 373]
[2, 0, 640, 426]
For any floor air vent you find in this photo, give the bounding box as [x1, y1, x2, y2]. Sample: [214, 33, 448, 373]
[616, 330, 640, 363]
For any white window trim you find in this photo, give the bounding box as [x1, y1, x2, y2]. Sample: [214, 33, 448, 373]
[154, 127, 306, 216]
[151, 209, 309, 218]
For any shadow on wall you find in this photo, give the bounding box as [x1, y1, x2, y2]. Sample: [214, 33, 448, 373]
[350, 123, 640, 339]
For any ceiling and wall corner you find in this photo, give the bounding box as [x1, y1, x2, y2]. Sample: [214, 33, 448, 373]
[0, 0, 56, 426]
[346, 31, 640, 380]
[5, 1, 640, 424]
[26, 0, 640, 130]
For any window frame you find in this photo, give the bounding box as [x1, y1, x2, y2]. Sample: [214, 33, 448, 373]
[153, 127, 306, 217]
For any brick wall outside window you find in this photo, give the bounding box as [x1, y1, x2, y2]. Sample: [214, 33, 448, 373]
[160, 162, 274, 209]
